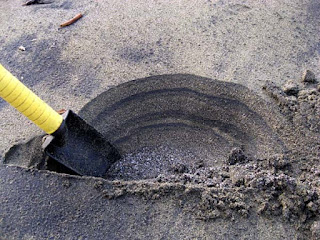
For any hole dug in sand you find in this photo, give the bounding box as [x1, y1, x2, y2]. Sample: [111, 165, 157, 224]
[4, 74, 287, 179]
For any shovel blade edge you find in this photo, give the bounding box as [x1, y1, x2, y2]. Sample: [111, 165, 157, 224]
[43, 110, 121, 177]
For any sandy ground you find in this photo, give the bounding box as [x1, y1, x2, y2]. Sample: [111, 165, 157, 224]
[0, 0, 319, 157]
[0, 0, 320, 239]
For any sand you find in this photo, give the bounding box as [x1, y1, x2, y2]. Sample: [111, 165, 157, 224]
[3, 74, 320, 239]
[0, 0, 320, 239]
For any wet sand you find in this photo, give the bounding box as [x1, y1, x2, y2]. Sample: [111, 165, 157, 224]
[3, 74, 320, 239]
[0, 0, 319, 239]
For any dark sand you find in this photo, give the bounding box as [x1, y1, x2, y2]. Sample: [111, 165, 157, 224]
[3, 74, 320, 239]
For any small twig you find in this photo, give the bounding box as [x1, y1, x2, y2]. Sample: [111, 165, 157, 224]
[56, 109, 66, 115]
[60, 13, 83, 28]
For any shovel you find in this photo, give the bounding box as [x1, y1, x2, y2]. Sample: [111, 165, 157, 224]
[0, 64, 121, 177]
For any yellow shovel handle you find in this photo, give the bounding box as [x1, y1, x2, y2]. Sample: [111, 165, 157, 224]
[0, 64, 63, 134]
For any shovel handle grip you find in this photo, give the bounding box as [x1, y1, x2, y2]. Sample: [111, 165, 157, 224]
[0, 64, 63, 134]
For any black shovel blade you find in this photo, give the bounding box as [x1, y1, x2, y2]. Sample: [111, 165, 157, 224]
[43, 110, 121, 177]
